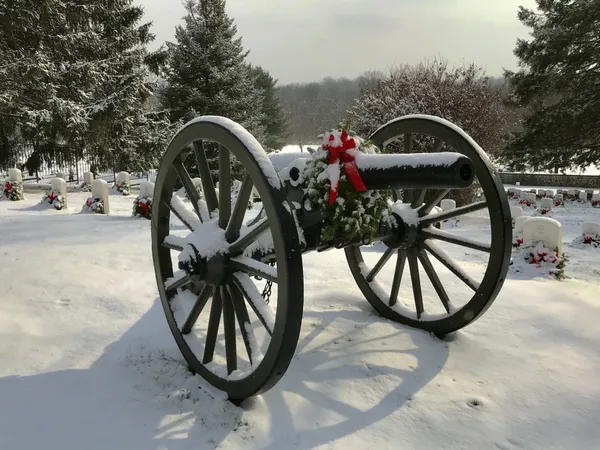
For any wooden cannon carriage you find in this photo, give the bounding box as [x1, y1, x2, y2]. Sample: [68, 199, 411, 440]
[151, 114, 512, 402]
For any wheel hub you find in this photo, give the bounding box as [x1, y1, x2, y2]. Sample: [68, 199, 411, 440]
[178, 244, 231, 286]
[383, 212, 419, 249]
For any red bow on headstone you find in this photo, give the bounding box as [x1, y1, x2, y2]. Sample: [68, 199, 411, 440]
[5, 181, 12, 192]
[49, 191, 57, 202]
[324, 129, 367, 204]
[140, 201, 149, 217]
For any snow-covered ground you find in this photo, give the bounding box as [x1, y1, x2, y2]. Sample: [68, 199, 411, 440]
[0, 189, 599, 449]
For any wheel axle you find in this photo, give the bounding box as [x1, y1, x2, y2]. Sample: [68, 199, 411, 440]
[178, 246, 231, 286]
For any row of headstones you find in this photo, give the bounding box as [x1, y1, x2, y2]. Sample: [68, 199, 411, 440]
[511, 205, 600, 252]
[508, 187, 600, 206]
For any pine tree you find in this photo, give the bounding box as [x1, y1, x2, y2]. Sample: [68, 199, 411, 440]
[248, 65, 289, 151]
[160, 0, 266, 181]
[505, 0, 600, 171]
[0, 0, 168, 173]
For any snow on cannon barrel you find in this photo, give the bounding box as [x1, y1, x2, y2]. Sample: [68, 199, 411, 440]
[150, 114, 513, 402]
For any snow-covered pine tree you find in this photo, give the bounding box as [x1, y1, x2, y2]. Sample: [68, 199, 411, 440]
[160, 0, 266, 181]
[504, 0, 600, 172]
[248, 65, 289, 152]
[0, 0, 168, 174]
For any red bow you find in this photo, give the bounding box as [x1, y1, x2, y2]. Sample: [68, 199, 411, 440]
[324, 129, 367, 204]
[49, 191, 57, 202]
[140, 201, 149, 217]
[5, 181, 11, 191]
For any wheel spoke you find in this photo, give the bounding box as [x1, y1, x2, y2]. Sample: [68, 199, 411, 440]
[218, 146, 231, 229]
[221, 285, 237, 374]
[225, 174, 253, 243]
[402, 189, 414, 204]
[181, 284, 213, 334]
[165, 273, 191, 292]
[231, 273, 274, 336]
[423, 239, 480, 292]
[404, 133, 412, 152]
[228, 217, 270, 255]
[420, 201, 487, 226]
[202, 286, 222, 364]
[193, 140, 218, 214]
[417, 249, 451, 314]
[162, 235, 184, 251]
[411, 189, 427, 208]
[173, 161, 204, 221]
[230, 256, 277, 283]
[366, 246, 395, 282]
[163, 197, 201, 232]
[421, 227, 491, 253]
[407, 249, 424, 318]
[389, 250, 407, 307]
[418, 189, 451, 217]
[227, 283, 257, 366]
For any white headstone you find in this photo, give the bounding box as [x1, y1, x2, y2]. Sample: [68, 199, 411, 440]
[525, 192, 536, 203]
[50, 178, 67, 195]
[582, 222, 600, 238]
[510, 206, 524, 218]
[579, 191, 587, 202]
[50, 178, 67, 207]
[91, 179, 110, 214]
[139, 180, 155, 198]
[567, 189, 575, 196]
[440, 199, 456, 211]
[540, 198, 553, 210]
[8, 168, 22, 182]
[117, 171, 130, 185]
[585, 189, 594, 194]
[523, 217, 563, 254]
[592, 193, 600, 202]
[537, 189, 546, 196]
[514, 216, 528, 234]
[83, 172, 94, 185]
[555, 193, 564, 202]
[546, 189, 555, 198]
[56, 172, 66, 181]
[516, 181, 521, 186]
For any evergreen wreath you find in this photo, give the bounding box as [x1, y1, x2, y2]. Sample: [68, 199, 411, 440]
[41, 189, 66, 210]
[3, 180, 24, 201]
[298, 125, 391, 243]
[83, 196, 104, 214]
[114, 180, 130, 196]
[133, 195, 152, 219]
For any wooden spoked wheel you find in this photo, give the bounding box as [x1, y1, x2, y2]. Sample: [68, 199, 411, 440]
[151, 117, 303, 402]
[345, 115, 512, 336]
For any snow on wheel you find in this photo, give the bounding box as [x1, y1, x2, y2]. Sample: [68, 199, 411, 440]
[344, 115, 512, 337]
[151, 116, 303, 402]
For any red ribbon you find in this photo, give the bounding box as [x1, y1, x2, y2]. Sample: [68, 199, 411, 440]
[140, 201, 149, 217]
[324, 129, 367, 204]
[49, 191, 57, 202]
[5, 181, 11, 192]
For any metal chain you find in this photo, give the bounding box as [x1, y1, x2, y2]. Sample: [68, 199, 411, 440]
[259, 261, 276, 304]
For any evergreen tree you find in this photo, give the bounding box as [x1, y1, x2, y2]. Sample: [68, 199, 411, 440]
[161, 0, 266, 180]
[505, 0, 600, 171]
[0, 0, 168, 173]
[248, 65, 289, 151]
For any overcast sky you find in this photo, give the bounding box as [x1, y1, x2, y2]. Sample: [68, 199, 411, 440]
[136, 0, 537, 85]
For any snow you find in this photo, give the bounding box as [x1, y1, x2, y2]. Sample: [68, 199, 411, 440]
[183, 116, 282, 190]
[354, 152, 464, 171]
[1, 188, 600, 449]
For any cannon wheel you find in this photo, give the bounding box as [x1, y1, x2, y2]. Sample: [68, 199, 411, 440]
[151, 117, 303, 402]
[345, 115, 512, 337]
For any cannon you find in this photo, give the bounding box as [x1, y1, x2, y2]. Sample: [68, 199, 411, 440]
[151, 114, 512, 402]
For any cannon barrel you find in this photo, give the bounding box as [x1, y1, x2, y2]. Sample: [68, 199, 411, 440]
[354, 152, 475, 190]
[269, 151, 475, 191]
